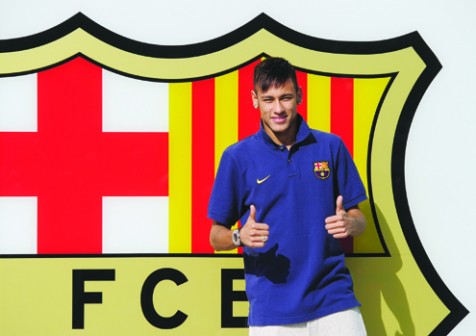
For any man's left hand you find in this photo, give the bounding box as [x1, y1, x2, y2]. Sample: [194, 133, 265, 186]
[324, 195, 352, 238]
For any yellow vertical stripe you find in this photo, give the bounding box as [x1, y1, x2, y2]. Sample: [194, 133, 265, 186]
[215, 71, 239, 172]
[215, 71, 240, 254]
[169, 82, 192, 253]
[307, 74, 331, 132]
[353, 77, 391, 253]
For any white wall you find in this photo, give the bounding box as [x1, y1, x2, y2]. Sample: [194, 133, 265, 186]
[1, 1, 475, 334]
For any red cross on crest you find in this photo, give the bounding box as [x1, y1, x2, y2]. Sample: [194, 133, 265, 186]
[0, 57, 168, 254]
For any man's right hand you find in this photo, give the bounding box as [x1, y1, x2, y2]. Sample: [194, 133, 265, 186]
[240, 205, 270, 248]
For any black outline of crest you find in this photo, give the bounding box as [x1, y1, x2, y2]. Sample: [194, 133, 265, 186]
[0, 12, 468, 334]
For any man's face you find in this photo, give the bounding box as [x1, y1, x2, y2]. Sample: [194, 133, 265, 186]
[251, 79, 302, 142]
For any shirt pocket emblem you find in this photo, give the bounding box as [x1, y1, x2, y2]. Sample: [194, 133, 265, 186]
[313, 161, 331, 180]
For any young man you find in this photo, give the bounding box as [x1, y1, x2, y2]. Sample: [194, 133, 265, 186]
[208, 57, 367, 335]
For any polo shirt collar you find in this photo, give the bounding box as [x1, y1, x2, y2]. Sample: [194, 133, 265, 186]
[257, 114, 312, 148]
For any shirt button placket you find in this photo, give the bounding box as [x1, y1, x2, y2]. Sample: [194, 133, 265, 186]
[287, 147, 297, 176]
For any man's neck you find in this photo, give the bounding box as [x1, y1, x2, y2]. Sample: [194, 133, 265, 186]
[266, 123, 297, 149]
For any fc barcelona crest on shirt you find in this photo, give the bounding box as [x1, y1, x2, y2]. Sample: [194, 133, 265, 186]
[314, 161, 330, 179]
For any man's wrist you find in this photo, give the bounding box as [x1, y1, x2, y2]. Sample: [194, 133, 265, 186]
[232, 228, 243, 247]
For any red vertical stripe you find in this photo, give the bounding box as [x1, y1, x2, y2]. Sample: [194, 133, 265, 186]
[296, 70, 308, 122]
[331, 77, 354, 156]
[37, 57, 103, 253]
[239, 60, 261, 140]
[192, 79, 215, 253]
[330, 77, 354, 253]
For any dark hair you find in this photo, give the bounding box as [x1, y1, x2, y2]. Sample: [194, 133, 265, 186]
[253, 57, 298, 92]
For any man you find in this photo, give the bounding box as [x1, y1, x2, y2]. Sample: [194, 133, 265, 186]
[208, 57, 367, 335]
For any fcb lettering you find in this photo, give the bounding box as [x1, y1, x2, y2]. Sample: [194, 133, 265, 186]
[71, 267, 246, 330]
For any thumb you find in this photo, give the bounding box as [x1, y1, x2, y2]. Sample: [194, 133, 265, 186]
[336, 195, 344, 214]
[249, 205, 257, 221]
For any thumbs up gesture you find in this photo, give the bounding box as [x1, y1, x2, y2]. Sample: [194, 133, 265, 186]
[240, 205, 270, 248]
[325, 195, 366, 238]
[325, 195, 353, 239]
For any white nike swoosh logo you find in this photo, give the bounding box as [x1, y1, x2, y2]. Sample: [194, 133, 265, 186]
[256, 175, 271, 184]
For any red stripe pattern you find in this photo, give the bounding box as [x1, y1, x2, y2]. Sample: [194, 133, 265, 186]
[188, 67, 358, 254]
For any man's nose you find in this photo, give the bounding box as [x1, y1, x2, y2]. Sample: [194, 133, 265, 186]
[273, 100, 284, 113]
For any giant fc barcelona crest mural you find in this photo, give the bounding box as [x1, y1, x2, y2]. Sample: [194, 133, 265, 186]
[0, 13, 467, 335]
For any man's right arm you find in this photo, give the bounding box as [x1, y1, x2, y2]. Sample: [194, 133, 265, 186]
[210, 222, 237, 251]
[209, 205, 270, 251]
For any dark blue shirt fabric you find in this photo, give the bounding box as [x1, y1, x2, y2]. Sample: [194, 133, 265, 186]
[208, 115, 367, 326]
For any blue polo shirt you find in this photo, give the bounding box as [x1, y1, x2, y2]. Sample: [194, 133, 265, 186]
[208, 115, 367, 326]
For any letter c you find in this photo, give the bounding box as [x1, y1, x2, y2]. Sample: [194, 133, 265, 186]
[140, 268, 188, 329]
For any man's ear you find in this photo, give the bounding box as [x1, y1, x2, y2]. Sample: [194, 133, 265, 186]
[297, 86, 303, 104]
[251, 89, 259, 108]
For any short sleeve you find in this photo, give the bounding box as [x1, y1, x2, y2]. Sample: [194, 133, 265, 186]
[334, 139, 368, 209]
[207, 149, 244, 228]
